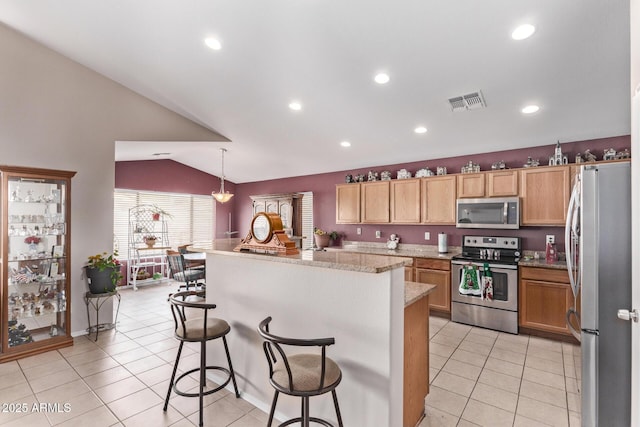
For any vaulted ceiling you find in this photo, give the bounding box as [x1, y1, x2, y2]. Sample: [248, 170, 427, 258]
[0, 1, 631, 183]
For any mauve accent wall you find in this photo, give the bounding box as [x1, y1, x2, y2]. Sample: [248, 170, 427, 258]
[116, 136, 630, 252]
[115, 159, 235, 239]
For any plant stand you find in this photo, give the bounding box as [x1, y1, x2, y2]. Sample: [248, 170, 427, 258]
[84, 290, 121, 342]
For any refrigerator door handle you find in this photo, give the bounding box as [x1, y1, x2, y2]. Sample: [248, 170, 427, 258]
[566, 307, 582, 341]
[565, 174, 581, 299]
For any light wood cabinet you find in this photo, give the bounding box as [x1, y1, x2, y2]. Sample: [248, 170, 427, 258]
[457, 170, 518, 198]
[391, 178, 421, 223]
[519, 266, 578, 336]
[336, 184, 360, 224]
[520, 166, 570, 225]
[487, 170, 519, 197]
[361, 181, 390, 223]
[421, 176, 456, 225]
[457, 173, 485, 198]
[414, 258, 450, 313]
[404, 294, 429, 427]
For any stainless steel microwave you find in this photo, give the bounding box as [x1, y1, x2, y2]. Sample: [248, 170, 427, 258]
[456, 197, 520, 229]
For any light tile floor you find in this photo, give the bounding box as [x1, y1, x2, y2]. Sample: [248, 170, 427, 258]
[0, 283, 581, 427]
[420, 316, 581, 427]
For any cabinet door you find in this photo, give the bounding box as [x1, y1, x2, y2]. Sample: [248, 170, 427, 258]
[520, 166, 570, 225]
[415, 268, 450, 313]
[421, 176, 456, 224]
[519, 278, 573, 335]
[361, 181, 390, 223]
[487, 170, 518, 197]
[391, 178, 421, 223]
[457, 173, 485, 198]
[336, 184, 361, 224]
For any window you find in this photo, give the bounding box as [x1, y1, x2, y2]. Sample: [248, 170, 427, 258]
[113, 189, 215, 259]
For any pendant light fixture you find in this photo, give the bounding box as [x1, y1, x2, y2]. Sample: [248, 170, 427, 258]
[212, 148, 234, 203]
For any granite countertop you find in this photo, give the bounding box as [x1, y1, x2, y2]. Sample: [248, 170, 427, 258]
[190, 239, 412, 274]
[518, 258, 568, 270]
[405, 281, 437, 306]
[328, 241, 462, 260]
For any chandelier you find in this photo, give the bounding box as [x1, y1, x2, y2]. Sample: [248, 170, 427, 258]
[212, 148, 234, 203]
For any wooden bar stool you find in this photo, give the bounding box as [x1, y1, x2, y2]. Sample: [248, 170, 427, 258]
[164, 290, 240, 427]
[258, 316, 344, 427]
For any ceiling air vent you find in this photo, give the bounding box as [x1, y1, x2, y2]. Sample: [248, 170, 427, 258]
[448, 91, 486, 112]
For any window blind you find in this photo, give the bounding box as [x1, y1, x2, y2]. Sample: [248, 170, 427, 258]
[113, 189, 215, 259]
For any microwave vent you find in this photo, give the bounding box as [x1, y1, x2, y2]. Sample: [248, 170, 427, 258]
[448, 91, 486, 112]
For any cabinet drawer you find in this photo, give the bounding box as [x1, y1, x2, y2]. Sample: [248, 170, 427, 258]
[520, 266, 570, 283]
[415, 258, 450, 271]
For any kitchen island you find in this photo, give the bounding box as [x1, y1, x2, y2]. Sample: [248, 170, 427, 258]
[191, 239, 428, 426]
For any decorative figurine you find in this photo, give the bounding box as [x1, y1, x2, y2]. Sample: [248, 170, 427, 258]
[583, 149, 597, 162]
[523, 156, 540, 168]
[491, 160, 507, 170]
[615, 148, 630, 159]
[461, 161, 480, 174]
[603, 148, 617, 161]
[345, 174, 354, 183]
[355, 174, 365, 182]
[436, 166, 447, 175]
[549, 140, 568, 166]
[396, 169, 412, 179]
[386, 234, 400, 250]
[380, 171, 392, 180]
[367, 170, 379, 181]
[575, 153, 583, 164]
[415, 167, 434, 177]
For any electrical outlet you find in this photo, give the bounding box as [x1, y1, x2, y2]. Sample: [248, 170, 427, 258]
[375, 230, 381, 239]
[356, 227, 362, 235]
[424, 232, 430, 240]
[546, 234, 555, 244]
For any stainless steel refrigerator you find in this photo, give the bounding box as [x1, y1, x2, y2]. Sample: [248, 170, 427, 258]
[565, 161, 631, 426]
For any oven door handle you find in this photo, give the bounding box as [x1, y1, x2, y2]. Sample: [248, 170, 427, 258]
[451, 260, 518, 270]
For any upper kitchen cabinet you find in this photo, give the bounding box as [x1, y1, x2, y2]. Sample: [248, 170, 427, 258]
[390, 179, 421, 223]
[0, 166, 75, 362]
[486, 170, 519, 197]
[361, 181, 390, 223]
[336, 184, 360, 224]
[456, 173, 485, 198]
[457, 170, 518, 198]
[421, 176, 456, 224]
[520, 166, 570, 225]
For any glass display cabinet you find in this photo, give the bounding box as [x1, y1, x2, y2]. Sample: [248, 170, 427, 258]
[0, 166, 75, 362]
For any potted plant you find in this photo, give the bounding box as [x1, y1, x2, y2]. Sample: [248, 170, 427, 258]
[151, 205, 173, 221]
[85, 251, 122, 294]
[144, 235, 158, 247]
[314, 227, 341, 249]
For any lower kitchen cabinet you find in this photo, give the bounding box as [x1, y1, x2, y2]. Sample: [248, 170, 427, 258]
[519, 266, 578, 337]
[404, 294, 429, 427]
[414, 258, 450, 314]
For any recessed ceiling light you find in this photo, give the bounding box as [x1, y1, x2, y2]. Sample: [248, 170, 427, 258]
[288, 101, 302, 111]
[414, 126, 428, 134]
[204, 37, 222, 50]
[374, 73, 390, 84]
[521, 105, 540, 114]
[511, 24, 536, 40]
[340, 141, 351, 148]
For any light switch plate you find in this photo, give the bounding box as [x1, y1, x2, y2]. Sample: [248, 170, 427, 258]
[375, 230, 381, 239]
[424, 232, 430, 240]
[356, 227, 362, 235]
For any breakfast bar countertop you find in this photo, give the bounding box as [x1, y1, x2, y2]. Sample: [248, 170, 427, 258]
[190, 239, 412, 274]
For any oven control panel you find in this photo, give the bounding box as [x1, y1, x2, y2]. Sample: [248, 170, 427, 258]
[462, 236, 520, 250]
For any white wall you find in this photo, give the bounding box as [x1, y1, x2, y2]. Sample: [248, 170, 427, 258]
[0, 23, 226, 334]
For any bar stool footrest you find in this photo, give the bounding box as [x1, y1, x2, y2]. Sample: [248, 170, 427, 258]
[278, 417, 335, 427]
[174, 366, 232, 398]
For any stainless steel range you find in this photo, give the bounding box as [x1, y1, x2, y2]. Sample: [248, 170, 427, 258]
[451, 235, 521, 334]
